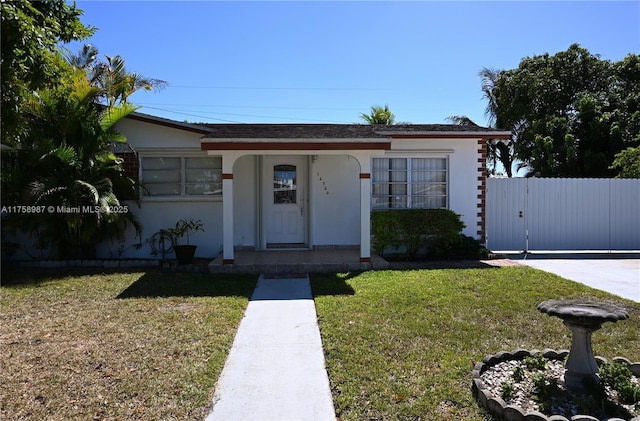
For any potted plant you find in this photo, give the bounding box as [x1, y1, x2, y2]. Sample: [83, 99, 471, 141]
[168, 218, 204, 264]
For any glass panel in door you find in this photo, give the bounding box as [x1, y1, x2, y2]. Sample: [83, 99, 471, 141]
[273, 165, 297, 204]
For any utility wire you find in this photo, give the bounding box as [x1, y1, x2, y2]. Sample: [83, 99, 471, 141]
[168, 85, 399, 91]
[140, 106, 356, 124]
[139, 107, 244, 123]
[136, 102, 363, 111]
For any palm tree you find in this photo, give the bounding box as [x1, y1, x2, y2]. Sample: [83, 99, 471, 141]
[479, 67, 500, 127]
[446, 115, 479, 127]
[2, 64, 143, 258]
[446, 113, 515, 177]
[66, 45, 167, 107]
[478, 68, 517, 177]
[360, 105, 396, 125]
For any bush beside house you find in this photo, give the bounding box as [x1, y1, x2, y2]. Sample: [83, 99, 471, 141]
[371, 209, 488, 260]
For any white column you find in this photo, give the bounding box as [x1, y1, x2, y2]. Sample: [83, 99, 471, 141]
[360, 174, 371, 262]
[222, 153, 235, 263]
[356, 153, 372, 263]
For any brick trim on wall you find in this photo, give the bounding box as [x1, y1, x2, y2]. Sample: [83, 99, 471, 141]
[476, 139, 487, 243]
[116, 151, 139, 180]
[115, 150, 139, 200]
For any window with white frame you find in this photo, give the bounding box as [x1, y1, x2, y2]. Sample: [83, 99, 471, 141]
[141, 156, 222, 197]
[372, 157, 447, 209]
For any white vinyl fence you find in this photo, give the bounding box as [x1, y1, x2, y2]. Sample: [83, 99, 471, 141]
[486, 178, 640, 252]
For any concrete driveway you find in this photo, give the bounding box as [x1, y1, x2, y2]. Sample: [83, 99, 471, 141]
[506, 253, 640, 303]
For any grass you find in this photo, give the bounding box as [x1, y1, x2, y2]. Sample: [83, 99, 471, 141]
[0, 270, 256, 420]
[311, 267, 640, 421]
[2, 266, 638, 420]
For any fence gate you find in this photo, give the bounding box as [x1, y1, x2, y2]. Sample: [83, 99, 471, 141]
[486, 178, 640, 252]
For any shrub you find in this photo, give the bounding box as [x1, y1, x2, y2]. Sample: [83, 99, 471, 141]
[431, 234, 490, 259]
[371, 209, 466, 259]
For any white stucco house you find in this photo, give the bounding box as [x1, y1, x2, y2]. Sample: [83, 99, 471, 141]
[104, 112, 510, 266]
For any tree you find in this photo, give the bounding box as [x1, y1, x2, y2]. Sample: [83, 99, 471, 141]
[1, 0, 93, 146]
[2, 68, 141, 258]
[446, 115, 478, 127]
[479, 67, 500, 127]
[360, 105, 396, 125]
[67, 45, 168, 107]
[610, 147, 640, 178]
[478, 67, 518, 178]
[493, 44, 640, 177]
[448, 69, 518, 177]
[2, 47, 166, 259]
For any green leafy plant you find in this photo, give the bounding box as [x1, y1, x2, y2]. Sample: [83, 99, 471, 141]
[370, 209, 465, 259]
[167, 219, 204, 246]
[600, 361, 640, 404]
[523, 354, 548, 370]
[501, 381, 516, 400]
[531, 372, 562, 412]
[432, 234, 489, 259]
[512, 365, 525, 382]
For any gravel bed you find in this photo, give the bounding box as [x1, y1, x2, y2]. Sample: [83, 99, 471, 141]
[480, 358, 639, 420]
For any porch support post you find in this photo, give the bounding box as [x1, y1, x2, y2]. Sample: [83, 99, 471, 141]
[359, 172, 371, 263]
[222, 153, 235, 264]
[357, 151, 372, 263]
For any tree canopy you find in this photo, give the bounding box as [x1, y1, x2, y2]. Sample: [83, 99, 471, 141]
[1, 56, 145, 258]
[360, 105, 396, 125]
[492, 44, 640, 177]
[1, 0, 94, 146]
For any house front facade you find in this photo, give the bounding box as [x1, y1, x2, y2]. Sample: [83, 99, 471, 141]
[102, 113, 510, 265]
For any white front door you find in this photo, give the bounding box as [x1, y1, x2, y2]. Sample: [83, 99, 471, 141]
[263, 156, 307, 246]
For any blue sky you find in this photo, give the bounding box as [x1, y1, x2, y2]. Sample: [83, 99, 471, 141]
[68, 1, 640, 125]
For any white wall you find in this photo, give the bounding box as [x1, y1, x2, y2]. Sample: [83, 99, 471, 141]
[116, 118, 204, 149]
[310, 155, 361, 246]
[7, 117, 486, 260]
[96, 200, 223, 259]
[98, 117, 224, 258]
[233, 155, 257, 248]
[385, 137, 482, 239]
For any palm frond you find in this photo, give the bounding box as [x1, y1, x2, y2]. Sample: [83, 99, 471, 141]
[73, 180, 100, 204]
[478, 67, 501, 127]
[51, 145, 78, 164]
[100, 103, 137, 132]
[66, 44, 99, 69]
[29, 181, 67, 203]
[360, 104, 396, 125]
[446, 115, 479, 126]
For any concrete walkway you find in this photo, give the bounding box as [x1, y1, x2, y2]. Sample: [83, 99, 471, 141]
[506, 253, 640, 302]
[205, 274, 336, 421]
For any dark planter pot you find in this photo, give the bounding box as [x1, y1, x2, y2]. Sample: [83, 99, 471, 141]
[174, 245, 197, 265]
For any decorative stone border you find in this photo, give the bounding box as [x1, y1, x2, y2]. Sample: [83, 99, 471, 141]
[6, 259, 160, 269]
[5, 259, 211, 273]
[471, 348, 640, 421]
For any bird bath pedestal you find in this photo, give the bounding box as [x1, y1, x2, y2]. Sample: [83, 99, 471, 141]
[538, 299, 629, 390]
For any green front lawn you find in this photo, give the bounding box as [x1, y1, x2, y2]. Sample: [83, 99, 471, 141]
[0, 270, 256, 420]
[2, 266, 637, 420]
[311, 267, 640, 420]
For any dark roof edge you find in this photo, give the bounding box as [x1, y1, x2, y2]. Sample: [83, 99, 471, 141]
[381, 131, 512, 139]
[124, 113, 512, 139]
[125, 112, 213, 135]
